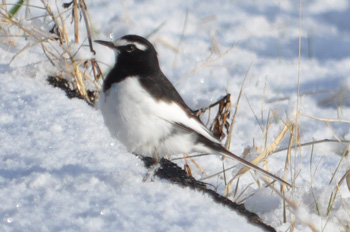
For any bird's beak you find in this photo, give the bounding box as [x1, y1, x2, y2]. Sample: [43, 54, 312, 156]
[94, 40, 117, 50]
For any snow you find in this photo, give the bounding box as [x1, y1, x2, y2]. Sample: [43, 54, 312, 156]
[1, 0, 350, 231]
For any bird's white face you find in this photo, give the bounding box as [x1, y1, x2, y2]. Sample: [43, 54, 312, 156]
[112, 39, 148, 51]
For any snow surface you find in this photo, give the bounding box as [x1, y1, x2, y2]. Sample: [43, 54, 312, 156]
[1, 0, 350, 231]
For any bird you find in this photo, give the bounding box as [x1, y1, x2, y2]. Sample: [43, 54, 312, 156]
[95, 34, 289, 186]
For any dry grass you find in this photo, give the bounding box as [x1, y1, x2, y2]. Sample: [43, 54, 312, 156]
[1, 0, 102, 105]
[179, 31, 349, 231]
[173, 53, 349, 230]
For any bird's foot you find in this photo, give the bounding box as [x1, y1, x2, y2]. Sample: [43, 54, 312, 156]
[143, 162, 160, 182]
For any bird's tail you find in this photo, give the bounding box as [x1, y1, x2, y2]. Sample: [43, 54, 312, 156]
[217, 146, 291, 187]
[177, 122, 291, 186]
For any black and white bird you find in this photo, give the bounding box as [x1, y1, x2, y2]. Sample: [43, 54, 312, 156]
[95, 34, 288, 185]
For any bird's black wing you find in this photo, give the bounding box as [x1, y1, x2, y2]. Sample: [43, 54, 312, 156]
[139, 72, 195, 115]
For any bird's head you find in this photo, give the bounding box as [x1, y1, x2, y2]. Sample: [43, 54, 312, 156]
[95, 35, 160, 75]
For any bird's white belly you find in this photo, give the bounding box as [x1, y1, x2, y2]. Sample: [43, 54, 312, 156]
[98, 77, 197, 158]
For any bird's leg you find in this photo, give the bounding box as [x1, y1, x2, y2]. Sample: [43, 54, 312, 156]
[142, 149, 161, 182]
[143, 161, 160, 182]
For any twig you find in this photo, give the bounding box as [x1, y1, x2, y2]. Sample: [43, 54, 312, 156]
[329, 142, 350, 185]
[79, 0, 95, 54]
[234, 122, 292, 178]
[172, 9, 188, 68]
[145, 21, 166, 39]
[274, 139, 350, 154]
[73, 0, 79, 43]
[302, 114, 350, 123]
[175, 41, 240, 85]
[282, 123, 295, 223]
[225, 62, 251, 149]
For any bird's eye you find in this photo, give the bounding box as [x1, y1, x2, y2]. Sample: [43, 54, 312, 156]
[125, 44, 136, 53]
